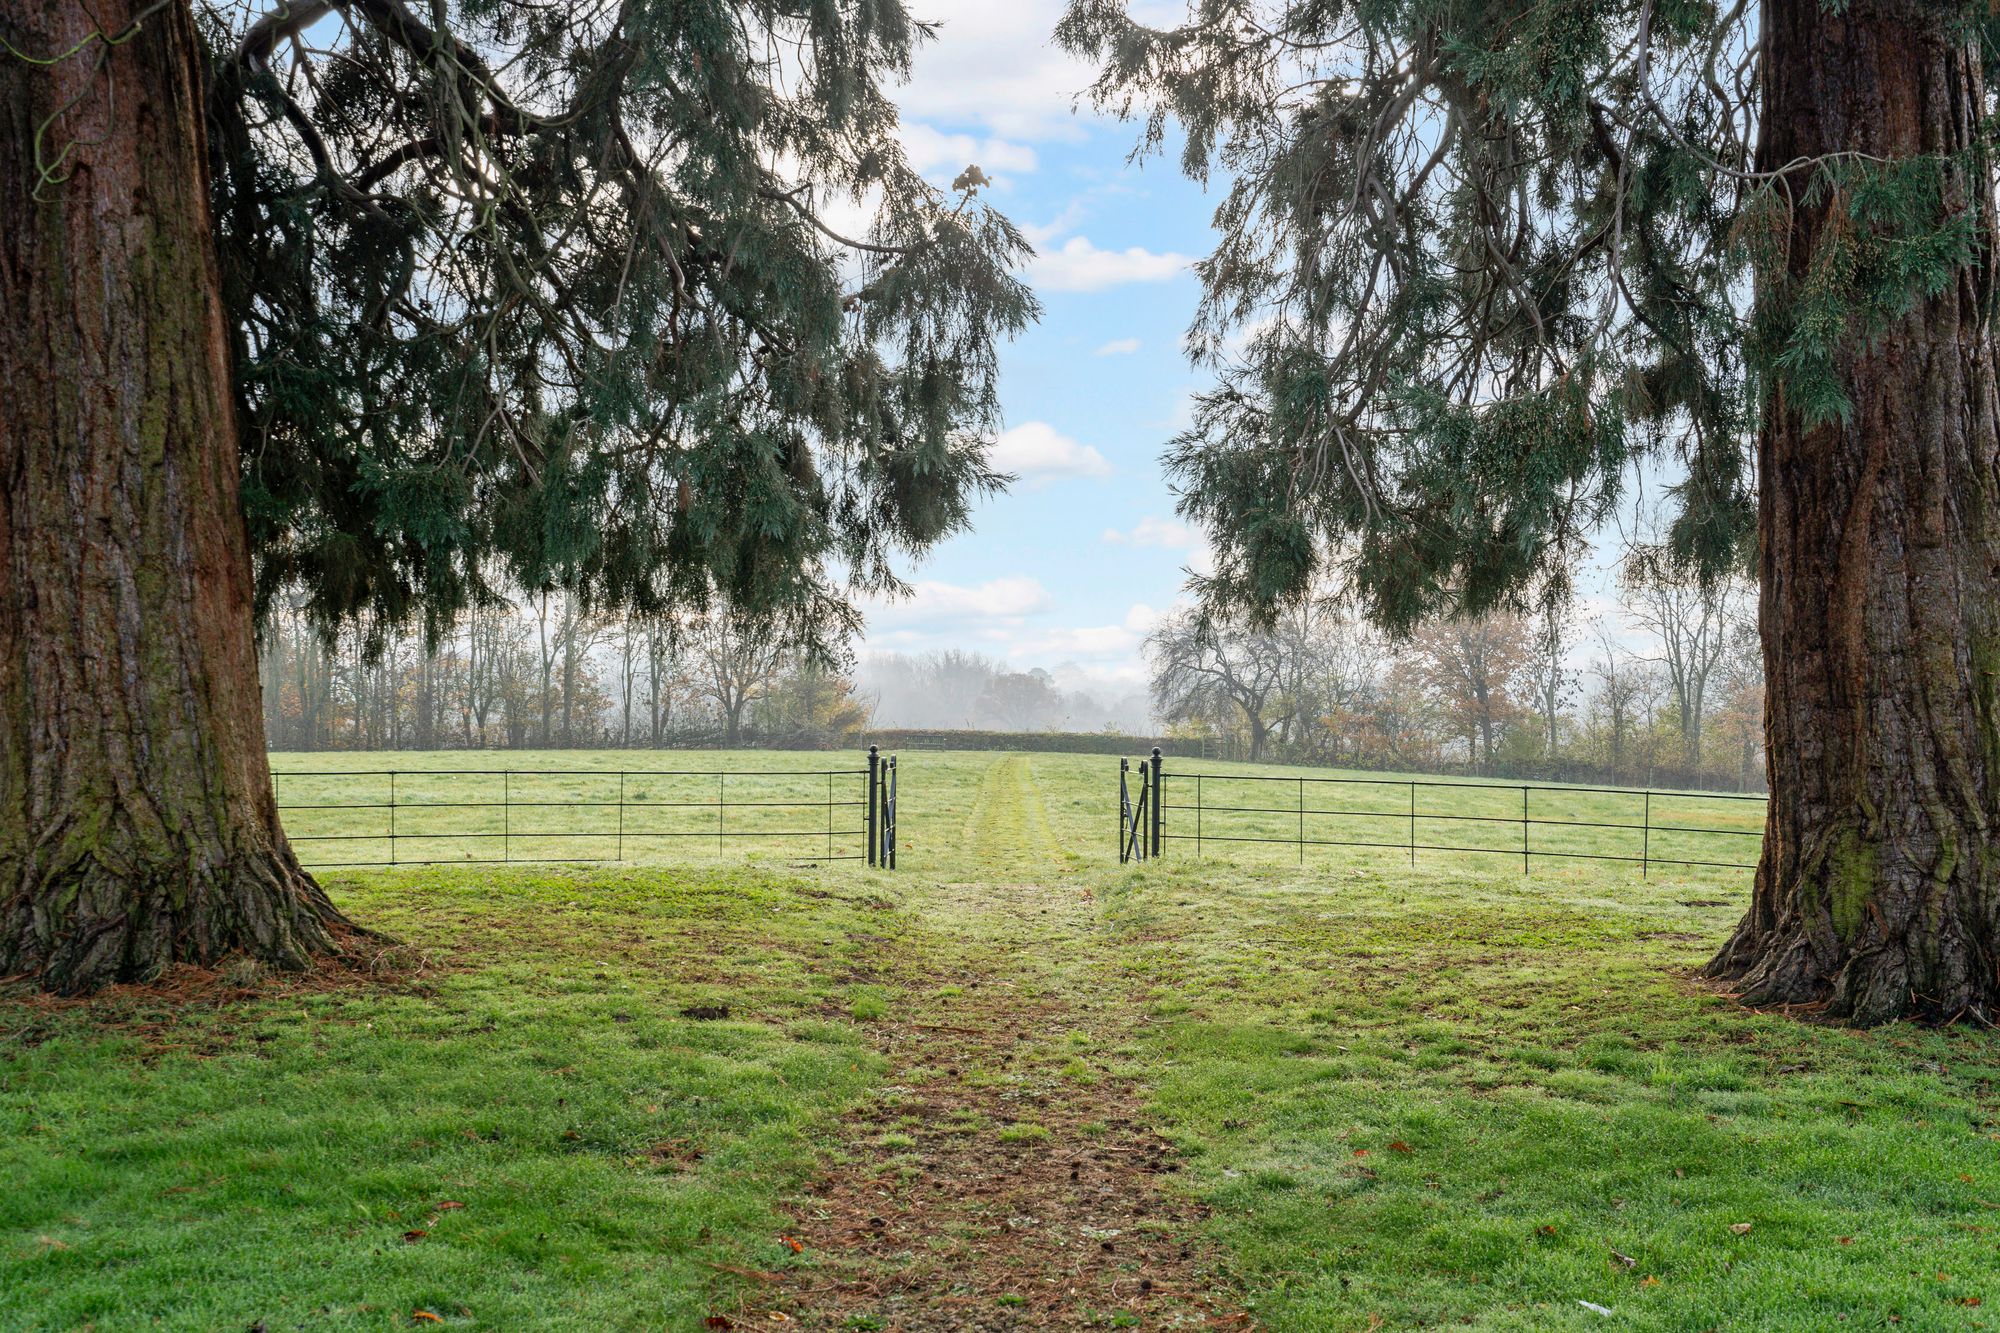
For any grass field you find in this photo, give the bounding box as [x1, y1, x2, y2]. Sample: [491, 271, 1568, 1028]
[5, 749, 1997, 1331]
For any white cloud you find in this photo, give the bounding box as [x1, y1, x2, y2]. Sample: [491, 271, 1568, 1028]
[1122, 602, 1166, 633]
[1011, 603, 1166, 663]
[988, 421, 1112, 481]
[1103, 516, 1197, 549]
[1103, 518, 1215, 577]
[1027, 236, 1192, 293]
[896, 123, 1038, 181]
[1093, 337, 1141, 357]
[898, 1, 1097, 141]
[866, 575, 1051, 627]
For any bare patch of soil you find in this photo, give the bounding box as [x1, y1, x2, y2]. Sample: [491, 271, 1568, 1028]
[765, 956, 1252, 1331]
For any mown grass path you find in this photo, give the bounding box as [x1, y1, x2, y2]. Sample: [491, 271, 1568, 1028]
[964, 753, 1064, 870]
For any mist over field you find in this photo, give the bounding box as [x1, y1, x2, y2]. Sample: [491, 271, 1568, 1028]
[854, 650, 1155, 734]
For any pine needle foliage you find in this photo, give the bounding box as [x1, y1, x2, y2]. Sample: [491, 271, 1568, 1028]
[200, 0, 1038, 655]
[1056, 0, 1998, 633]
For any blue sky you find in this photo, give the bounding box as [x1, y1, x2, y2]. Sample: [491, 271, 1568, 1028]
[853, 2, 1648, 689]
[852, 1, 1220, 690]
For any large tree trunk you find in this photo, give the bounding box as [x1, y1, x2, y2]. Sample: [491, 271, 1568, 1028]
[1706, 0, 2000, 1024]
[0, 0, 352, 993]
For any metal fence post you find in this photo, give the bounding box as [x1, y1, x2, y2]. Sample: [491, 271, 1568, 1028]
[1408, 781, 1417, 866]
[866, 744, 880, 867]
[617, 772, 626, 863]
[389, 770, 398, 866]
[886, 756, 897, 869]
[504, 770, 511, 863]
[1298, 776, 1305, 864]
[1149, 746, 1163, 859]
[1642, 790, 1652, 878]
[1521, 785, 1530, 875]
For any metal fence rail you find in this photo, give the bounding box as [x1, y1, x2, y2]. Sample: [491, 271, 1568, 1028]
[274, 747, 901, 869]
[1120, 748, 1766, 875]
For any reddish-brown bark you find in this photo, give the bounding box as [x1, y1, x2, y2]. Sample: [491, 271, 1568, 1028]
[0, 0, 351, 992]
[1707, 0, 2000, 1023]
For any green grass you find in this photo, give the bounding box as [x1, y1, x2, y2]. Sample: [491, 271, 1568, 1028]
[6, 748, 1997, 1331]
[1088, 859, 2000, 1330]
[1, 862, 900, 1330]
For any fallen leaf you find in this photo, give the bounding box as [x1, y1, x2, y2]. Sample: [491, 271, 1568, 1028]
[1640, 1276, 1660, 1288]
[1729, 1223, 1752, 1235]
[778, 1235, 803, 1254]
[403, 1229, 428, 1243]
[435, 1201, 464, 1212]
[1839, 1236, 1853, 1245]
[1959, 1297, 1983, 1307]
[1352, 1149, 1370, 1158]
[1388, 1141, 1413, 1154]
[412, 1313, 442, 1324]
[702, 1317, 735, 1329]
[1610, 1250, 1636, 1269]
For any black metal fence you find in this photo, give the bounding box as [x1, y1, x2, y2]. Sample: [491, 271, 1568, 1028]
[274, 747, 900, 869]
[1120, 748, 1765, 876]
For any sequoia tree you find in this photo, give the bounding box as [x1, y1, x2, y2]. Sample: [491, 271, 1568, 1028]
[1060, 0, 2000, 1022]
[1, 0, 1033, 992]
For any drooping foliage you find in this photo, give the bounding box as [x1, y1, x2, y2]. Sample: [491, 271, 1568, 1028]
[1056, 0, 1997, 632]
[201, 0, 1037, 655]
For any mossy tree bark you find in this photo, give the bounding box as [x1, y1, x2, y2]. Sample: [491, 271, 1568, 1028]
[0, 0, 352, 992]
[1706, 0, 2000, 1024]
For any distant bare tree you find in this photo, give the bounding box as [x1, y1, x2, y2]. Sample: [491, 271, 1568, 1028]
[1619, 546, 1750, 768]
[1586, 624, 1642, 776]
[687, 611, 789, 745]
[1148, 611, 1288, 761]
[1526, 602, 1576, 760]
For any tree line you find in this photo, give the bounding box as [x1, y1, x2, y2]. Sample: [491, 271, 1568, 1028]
[1151, 559, 1762, 792]
[259, 595, 871, 752]
[259, 609, 1156, 751]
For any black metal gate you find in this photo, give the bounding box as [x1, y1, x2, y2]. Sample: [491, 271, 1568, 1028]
[1118, 747, 1162, 863]
[867, 744, 898, 868]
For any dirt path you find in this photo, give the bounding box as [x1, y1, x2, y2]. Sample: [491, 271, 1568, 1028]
[763, 754, 1250, 1331]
